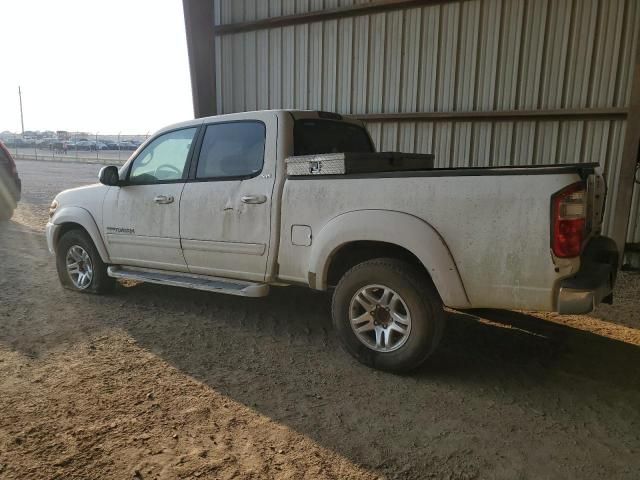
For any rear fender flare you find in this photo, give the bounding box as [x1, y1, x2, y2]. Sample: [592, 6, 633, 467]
[308, 209, 470, 308]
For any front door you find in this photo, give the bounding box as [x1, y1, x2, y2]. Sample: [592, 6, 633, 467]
[179, 117, 276, 282]
[103, 127, 198, 271]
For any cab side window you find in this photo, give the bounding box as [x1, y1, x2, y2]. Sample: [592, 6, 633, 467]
[196, 122, 265, 179]
[129, 128, 197, 184]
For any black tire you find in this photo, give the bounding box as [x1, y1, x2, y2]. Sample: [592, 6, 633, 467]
[331, 258, 445, 372]
[56, 229, 115, 294]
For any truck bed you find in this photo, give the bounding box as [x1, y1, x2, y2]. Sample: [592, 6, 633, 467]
[277, 166, 594, 311]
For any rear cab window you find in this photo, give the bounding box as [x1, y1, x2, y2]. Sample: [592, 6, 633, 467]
[195, 121, 266, 179]
[293, 119, 374, 156]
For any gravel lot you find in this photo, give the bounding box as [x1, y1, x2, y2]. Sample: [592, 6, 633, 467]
[1, 159, 639, 479]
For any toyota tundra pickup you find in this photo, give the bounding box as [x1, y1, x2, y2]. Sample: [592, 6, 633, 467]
[46, 110, 619, 372]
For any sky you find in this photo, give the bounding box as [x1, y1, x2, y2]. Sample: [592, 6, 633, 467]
[0, 0, 193, 135]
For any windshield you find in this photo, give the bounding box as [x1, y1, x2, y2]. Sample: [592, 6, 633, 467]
[294, 119, 374, 156]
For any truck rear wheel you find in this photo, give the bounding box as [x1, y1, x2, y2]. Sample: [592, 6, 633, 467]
[56, 229, 114, 294]
[331, 258, 445, 372]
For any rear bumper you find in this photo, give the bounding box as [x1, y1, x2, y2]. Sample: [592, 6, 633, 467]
[557, 267, 614, 314]
[556, 236, 618, 315]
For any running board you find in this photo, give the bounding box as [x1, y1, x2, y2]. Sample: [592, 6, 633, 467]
[107, 266, 269, 297]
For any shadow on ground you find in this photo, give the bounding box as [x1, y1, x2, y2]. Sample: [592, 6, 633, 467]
[106, 280, 640, 477]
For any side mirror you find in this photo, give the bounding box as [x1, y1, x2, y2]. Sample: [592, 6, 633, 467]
[99, 165, 120, 186]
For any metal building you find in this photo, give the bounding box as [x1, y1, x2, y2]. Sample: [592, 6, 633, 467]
[183, 0, 640, 261]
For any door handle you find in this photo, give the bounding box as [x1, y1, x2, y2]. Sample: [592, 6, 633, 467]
[241, 194, 267, 204]
[154, 195, 174, 204]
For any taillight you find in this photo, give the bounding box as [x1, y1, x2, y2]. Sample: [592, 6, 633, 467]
[551, 182, 586, 258]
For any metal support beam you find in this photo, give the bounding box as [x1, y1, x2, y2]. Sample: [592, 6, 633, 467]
[183, 0, 217, 118]
[349, 108, 628, 123]
[610, 32, 640, 259]
[213, 0, 459, 35]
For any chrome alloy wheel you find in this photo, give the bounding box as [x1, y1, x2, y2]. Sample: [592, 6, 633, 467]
[349, 284, 412, 352]
[65, 245, 93, 289]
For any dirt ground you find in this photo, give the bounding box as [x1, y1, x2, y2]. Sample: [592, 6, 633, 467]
[1, 159, 639, 479]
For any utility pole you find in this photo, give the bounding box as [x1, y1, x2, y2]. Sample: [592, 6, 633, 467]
[18, 86, 25, 136]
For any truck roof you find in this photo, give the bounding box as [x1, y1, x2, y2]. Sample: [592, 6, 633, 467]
[156, 110, 363, 135]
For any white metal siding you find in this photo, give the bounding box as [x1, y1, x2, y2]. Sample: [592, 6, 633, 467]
[212, 0, 640, 243]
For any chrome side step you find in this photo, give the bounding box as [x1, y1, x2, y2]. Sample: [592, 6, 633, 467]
[107, 266, 269, 297]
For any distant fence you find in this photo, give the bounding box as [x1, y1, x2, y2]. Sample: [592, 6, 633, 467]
[12, 147, 128, 166]
[3, 133, 149, 166]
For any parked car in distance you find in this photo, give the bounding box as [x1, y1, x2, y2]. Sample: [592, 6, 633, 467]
[4, 138, 29, 148]
[0, 141, 21, 220]
[45, 110, 619, 372]
[117, 141, 139, 151]
[74, 140, 96, 150]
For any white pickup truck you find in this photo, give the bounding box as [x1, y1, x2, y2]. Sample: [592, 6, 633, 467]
[46, 110, 618, 371]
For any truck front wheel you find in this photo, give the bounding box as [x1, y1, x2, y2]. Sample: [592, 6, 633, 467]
[331, 258, 445, 372]
[56, 229, 114, 294]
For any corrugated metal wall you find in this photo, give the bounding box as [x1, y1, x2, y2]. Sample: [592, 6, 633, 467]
[212, 0, 640, 243]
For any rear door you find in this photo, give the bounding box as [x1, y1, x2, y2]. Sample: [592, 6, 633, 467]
[179, 116, 277, 282]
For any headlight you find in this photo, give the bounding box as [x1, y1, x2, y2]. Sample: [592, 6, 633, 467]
[49, 199, 59, 218]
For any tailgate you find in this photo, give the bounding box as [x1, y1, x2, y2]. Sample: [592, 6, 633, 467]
[586, 173, 606, 235]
